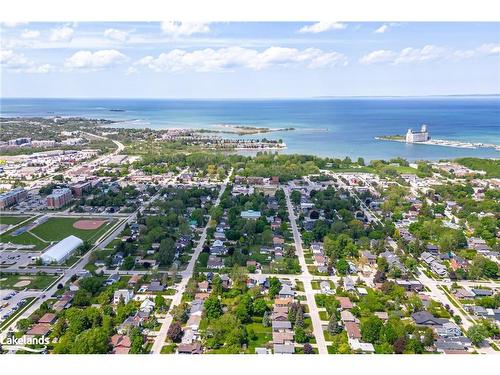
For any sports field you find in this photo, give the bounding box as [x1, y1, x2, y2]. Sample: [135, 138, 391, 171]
[0, 273, 58, 290]
[0, 217, 116, 251]
[0, 215, 32, 226]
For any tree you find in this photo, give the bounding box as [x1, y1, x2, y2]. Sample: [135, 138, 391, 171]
[294, 305, 304, 328]
[252, 298, 268, 317]
[361, 316, 383, 344]
[72, 290, 91, 307]
[167, 321, 183, 342]
[155, 295, 167, 311]
[393, 337, 406, 354]
[268, 277, 281, 298]
[336, 259, 349, 275]
[294, 326, 308, 343]
[171, 302, 189, 323]
[466, 324, 489, 346]
[204, 296, 223, 320]
[234, 295, 253, 323]
[303, 343, 314, 354]
[157, 237, 176, 266]
[71, 327, 110, 354]
[327, 316, 342, 336]
[262, 311, 271, 327]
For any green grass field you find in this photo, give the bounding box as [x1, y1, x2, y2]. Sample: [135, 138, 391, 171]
[30, 217, 115, 242]
[0, 215, 32, 226]
[0, 231, 48, 251]
[0, 273, 58, 290]
[0, 217, 116, 251]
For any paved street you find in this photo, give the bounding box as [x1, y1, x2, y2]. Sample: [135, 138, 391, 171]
[150, 170, 232, 354]
[284, 187, 328, 354]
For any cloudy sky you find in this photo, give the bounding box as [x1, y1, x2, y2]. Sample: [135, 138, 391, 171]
[1, 22, 499, 98]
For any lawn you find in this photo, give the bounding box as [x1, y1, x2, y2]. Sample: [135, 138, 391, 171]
[0, 230, 48, 251]
[0, 215, 32, 226]
[245, 321, 272, 353]
[0, 273, 58, 290]
[319, 311, 329, 321]
[30, 217, 116, 243]
[160, 344, 177, 354]
[295, 280, 304, 292]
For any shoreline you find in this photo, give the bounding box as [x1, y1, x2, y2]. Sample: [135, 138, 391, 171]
[376, 136, 500, 151]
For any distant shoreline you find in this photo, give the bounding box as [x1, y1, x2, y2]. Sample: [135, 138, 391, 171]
[376, 136, 500, 151]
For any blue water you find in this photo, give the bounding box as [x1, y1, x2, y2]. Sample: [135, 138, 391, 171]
[1, 97, 499, 161]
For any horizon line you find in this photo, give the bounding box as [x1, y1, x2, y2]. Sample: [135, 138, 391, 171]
[1, 93, 500, 101]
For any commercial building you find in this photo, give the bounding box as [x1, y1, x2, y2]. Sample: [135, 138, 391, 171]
[40, 235, 84, 264]
[0, 188, 28, 210]
[71, 181, 92, 197]
[8, 137, 31, 146]
[406, 124, 430, 143]
[46, 188, 72, 209]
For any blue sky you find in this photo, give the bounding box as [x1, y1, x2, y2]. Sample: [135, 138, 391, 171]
[1, 22, 499, 98]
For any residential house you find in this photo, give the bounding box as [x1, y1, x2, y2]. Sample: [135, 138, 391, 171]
[272, 320, 292, 332]
[110, 334, 131, 354]
[336, 296, 353, 310]
[113, 289, 134, 305]
[177, 343, 203, 354]
[411, 311, 449, 327]
[345, 322, 362, 340]
[278, 284, 295, 298]
[273, 344, 295, 354]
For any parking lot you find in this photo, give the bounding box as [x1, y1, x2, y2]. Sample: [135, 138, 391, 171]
[0, 289, 41, 325]
[0, 249, 41, 269]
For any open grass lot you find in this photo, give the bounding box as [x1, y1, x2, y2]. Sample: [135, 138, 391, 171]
[0, 230, 48, 251]
[0, 273, 58, 290]
[30, 217, 116, 243]
[245, 321, 272, 353]
[0, 215, 32, 226]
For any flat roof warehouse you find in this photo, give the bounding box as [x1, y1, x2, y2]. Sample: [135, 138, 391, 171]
[40, 235, 84, 264]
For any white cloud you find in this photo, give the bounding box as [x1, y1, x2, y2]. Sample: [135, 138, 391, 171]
[104, 28, 130, 42]
[359, 50, 397, 64]
[21, 30, 40, 39]
[134, 46, 347, 72]
[299, 22, 347, 34]
[50, 26, 74, 42]
[360, 45, 446, 65]
[374, 25, 388, 34]
[2, 21, 27, 28]
[1, 49, 53, 73]
[160, 22, 210, 37]
[1, 49, 31, 69]
[126, 66, 138, 75]
[64, 49, 128, 70]
[454, 43, 500, 60]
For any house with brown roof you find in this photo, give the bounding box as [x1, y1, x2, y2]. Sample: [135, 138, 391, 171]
[198, 281, 210, 293]
[26, 323, 51, 336]
[38, 313, 57, 324]
[273, 331, 294, 345]
[274, 297, 293, 307]
[110, 334, 131, 354]
[336, 296, 353, 309]
[340, 310, 358, 323]
[178, 342, 203, 354]
[194, 292, 210, 301]
[271, 311, 289, 321]
[345, 322, 362, 340]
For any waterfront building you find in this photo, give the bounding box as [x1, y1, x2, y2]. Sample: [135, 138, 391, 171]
[406, 124, 430, 143]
